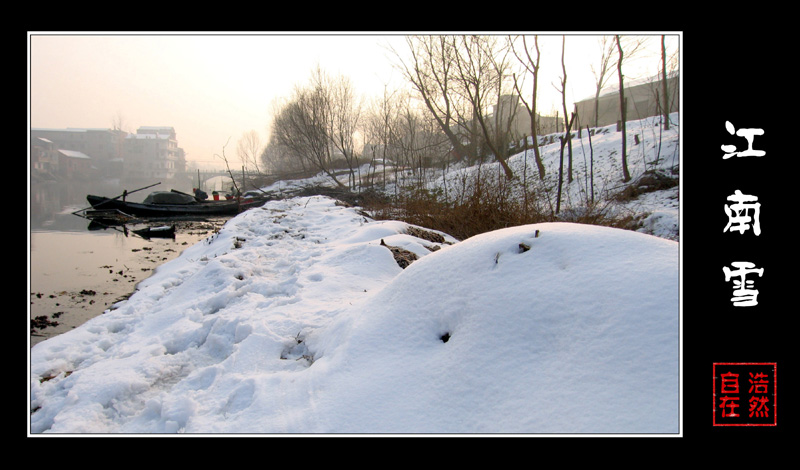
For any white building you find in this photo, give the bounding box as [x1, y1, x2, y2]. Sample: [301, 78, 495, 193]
[123, 126, 186, 181]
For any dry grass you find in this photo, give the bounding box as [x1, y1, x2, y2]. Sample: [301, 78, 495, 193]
[297, 168, 648, 242]
[363, 173, 632, 241]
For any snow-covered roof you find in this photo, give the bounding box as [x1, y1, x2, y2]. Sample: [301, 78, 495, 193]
[31, 128, 85, 133]
[57, 149, 91, 159]
[31, 127, 114, 133]
[127, 133, 170, 140]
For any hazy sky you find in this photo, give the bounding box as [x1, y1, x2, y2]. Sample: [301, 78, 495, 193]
[28, 32, 678, 169]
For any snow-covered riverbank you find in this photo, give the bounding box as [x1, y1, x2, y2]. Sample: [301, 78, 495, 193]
[30, 195, 679, 434]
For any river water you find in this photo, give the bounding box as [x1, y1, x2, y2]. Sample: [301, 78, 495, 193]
[29, 180, 230, 347]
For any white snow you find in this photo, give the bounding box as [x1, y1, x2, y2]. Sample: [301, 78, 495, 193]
[30, 113, 681, 435]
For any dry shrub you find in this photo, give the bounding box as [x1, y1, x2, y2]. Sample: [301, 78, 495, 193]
[366, 173, 552, 241]
[364, 170, 639, 241]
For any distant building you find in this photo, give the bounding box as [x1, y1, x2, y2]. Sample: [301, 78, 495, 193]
[484, 72, 679, 151]
[57, 149, 94, 179]
[30, 137, 60, 178]
[29, 127, 126, 178]
[574, 72, 679, 129]
[122, 126, 187, 182]
[487, 95, 563, 143]
[30, 125, 189, 184]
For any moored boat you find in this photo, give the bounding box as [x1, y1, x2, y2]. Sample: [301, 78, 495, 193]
[133, 225, 176, 239]
[86, 190, 265, 217]
[83, 208, 137, 224]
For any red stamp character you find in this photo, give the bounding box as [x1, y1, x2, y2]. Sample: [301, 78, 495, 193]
[713, 363, 776, 426]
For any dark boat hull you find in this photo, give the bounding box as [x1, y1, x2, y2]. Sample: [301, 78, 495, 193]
[87, 194, 247, 217]
[133, 225, 176, 239]
[84, 208, 137, 224]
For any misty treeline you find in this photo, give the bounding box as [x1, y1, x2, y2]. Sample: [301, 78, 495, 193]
[244, 34, 678, 239]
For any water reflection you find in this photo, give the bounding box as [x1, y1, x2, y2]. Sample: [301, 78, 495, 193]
[30, 179, 192, 232]
[29, 180, 226, 347]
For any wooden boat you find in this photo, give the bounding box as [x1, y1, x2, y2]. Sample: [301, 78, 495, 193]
[133, 225, 176, 239]
[86, 190, 264, 217]
[83, 208, 137, 224]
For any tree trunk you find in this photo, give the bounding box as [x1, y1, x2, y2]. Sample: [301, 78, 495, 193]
[555, 113, 576, 214]
[587, 125, 594, 204]
[514, 35, 545, 180]
[661, 35, 670, 131]
[531, 51, 545, 180]
[594, 92, 600, 128]
[559, 36, 573, 184]
[616, 36, 631, 182]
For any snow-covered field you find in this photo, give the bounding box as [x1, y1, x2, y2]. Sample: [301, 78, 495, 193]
[30, 114, 680, 435]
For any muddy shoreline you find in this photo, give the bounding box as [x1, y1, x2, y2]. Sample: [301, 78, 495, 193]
[29, 219, 227, 347]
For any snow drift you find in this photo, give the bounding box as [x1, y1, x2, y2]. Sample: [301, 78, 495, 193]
[30, 196, 679, 434]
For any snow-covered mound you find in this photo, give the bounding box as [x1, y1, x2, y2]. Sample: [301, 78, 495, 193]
[309, 222, 679, 434]
[30, 196, 678, 434]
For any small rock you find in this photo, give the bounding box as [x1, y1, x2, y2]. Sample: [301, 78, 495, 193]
[380, 239, 419, 269]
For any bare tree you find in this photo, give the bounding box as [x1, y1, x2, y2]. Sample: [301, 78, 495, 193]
[237, 130, 263, 175]
[364, 86, 401, 189]
[614, 35, 646, 182]
[554, 35, 573, 183]
[614, 35, 647, 182]
[214, 137, 241, 196]
[392, 36, 475, 164]
[451, 35, 516, 180]
[661, 35, 670, 131]
[393, 96, 448, 183]
[364, 87, 450, 190]
[268, 67, 365, 190]
[321, 71, 363, 189]
[590, 36, 617, 128]
[615, 35, 631, 182]
[111, 111, 127, 132]
[556, 112, 576, 214]
[510, 34, 545, 180]
[393, 35, 518, 179]
[270, 80, 347, 188]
